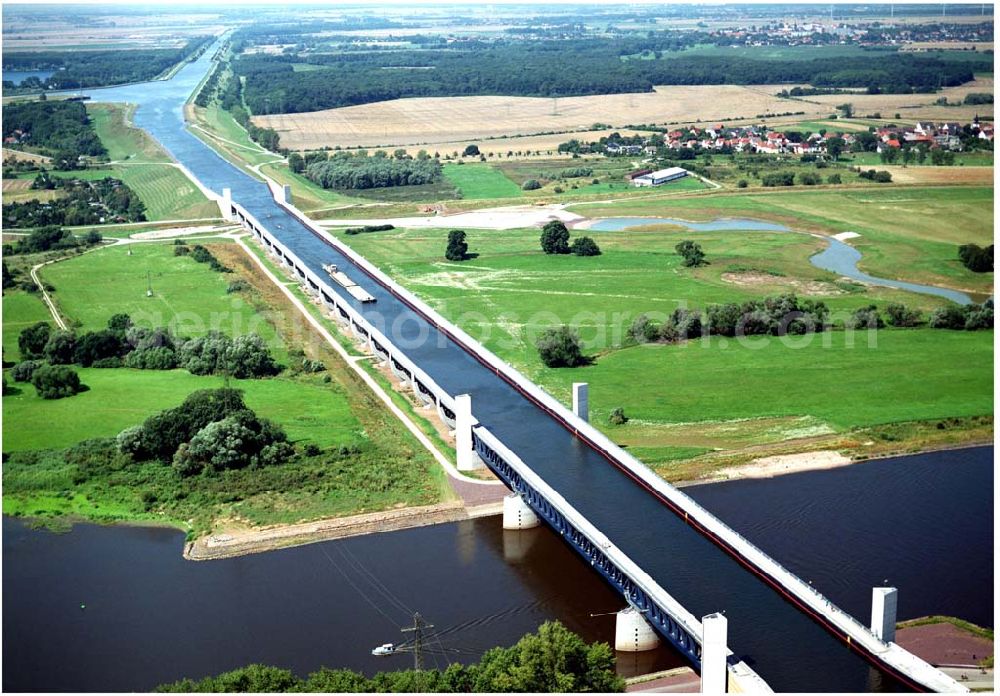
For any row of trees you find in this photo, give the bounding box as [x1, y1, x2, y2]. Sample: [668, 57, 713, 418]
[15, 315, 281, 377]
[305, 154, 443, 190]
[2, 225, 102, 256]
[540, 221, 601, 256]
[156, 621, 623, 693]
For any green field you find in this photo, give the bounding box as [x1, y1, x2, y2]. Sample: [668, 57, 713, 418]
[38, 241, 288, 359]
[2, 368, 361, 452]
[1, 291, 51, 359]
[443, 163, 522, 199]
[570, 185, 994, 298]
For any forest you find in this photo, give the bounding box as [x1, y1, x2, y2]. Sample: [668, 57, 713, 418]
[233, 38, 991, 114]
[304, 153, 442, 190]
[2, 100, 106, 160]
[2, 36, 213, 91]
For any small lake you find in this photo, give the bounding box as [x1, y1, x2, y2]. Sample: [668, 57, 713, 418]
[2, 70, 54, 86]
[586, 216, 974, 305]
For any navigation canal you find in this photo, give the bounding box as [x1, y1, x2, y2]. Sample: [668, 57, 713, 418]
[27, 40, 989, 691]
[4, 447, 991, 692]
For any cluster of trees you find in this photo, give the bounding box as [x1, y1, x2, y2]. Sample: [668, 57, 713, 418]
[9, 360, 83, 399]
[958, 243, 994, 273]
[14, 315, 281, 378]
[1, 100, 105, 165]
[231, 38, 988, 114]
[116, 387, 291, 476]
[857, 169, 893, 183]
[927, 301, 994, 331]
[3, 176, 145, 228]
[175, 243, 232, 273]
[540, 221, 601, 257]
[675, 241, 706, 267]
[344, 224, 395, 236]
[761, 171, 796, 187]
[963, 92, 994, 105]
[2, 37, 214, 91]
[2, 225, 102, 256]
[628, 294, 831, 345]
[156, 621, 622, 693]
[305, 152, 443, 190]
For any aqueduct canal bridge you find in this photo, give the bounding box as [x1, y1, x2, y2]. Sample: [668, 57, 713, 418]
[76, 39, 965, 693]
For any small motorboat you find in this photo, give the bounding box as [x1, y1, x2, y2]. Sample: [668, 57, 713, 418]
[371, 643, 395, 656]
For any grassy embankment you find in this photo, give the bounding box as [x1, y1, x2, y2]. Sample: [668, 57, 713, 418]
[2, 239, 451, 535]
[331, 184, 993, 475]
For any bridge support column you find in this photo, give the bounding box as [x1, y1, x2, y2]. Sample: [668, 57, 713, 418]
[871, 587, 898, 643]
[281, 184, 292, 205]
[572, 382, 589, 422]
[502, 493, 540, 530]
[220, 187, 235, 221]
[455, 394, 482, 471]
[700, 612, 728, 694]
[614, 607, 660, 652]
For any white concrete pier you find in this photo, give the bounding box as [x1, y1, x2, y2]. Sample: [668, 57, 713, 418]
[454, 394, 482, 471]
[871, 587, 898, 643]
[502, 493, 541, 530]
[615, 606, 661, 652]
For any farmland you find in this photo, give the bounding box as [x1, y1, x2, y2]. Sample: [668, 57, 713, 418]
[255, 78, 993, 151]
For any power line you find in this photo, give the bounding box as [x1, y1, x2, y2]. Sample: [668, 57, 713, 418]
[400, 613, 433, 671]
[318, 544, 400, 629]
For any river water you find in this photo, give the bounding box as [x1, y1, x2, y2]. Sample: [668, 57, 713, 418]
[19, 40, 990, 692]
[3, 446, 992, 692]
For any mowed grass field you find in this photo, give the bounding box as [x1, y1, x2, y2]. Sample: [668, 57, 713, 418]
[39, 241, 288, 360]
[571, 185, 995, 297]
[2, 368, 362, 452]
[443, 163, 522, 199]
[2, 291, 51, 359]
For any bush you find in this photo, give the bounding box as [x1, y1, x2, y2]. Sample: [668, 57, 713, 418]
[570, 236, 601, 256]
[847, 305, 884, 329]
[445, 230, 469, 261]
[124, 346, 179, 370]
[11, 359, 43, 383]
[173, 245, 190, 256]
[628, 314, 659, 344]
[344, 224, 394, 236]
[762, 172, 795, 187]
[18, 322, 51, 360]
[462, 144, 480, 157]
[608, 407, 629, 425]
[858, 169, 892, 183]
[929, 302, 994, 331]
[173, 409, 289, 476]
[559, 167, 593, 178]
[885, 303, 922, 327]
[227, 279, 250, 294]
[540, 221, 571, 255]
[31, 364, 82, 399]
[74, 329, 127, 367]
[737, 179, 748, 188]
[827, 173, 842, 185]
[522, 179, 541, 191]
[553, 186, 564, 194]
[797, 172, 821, 186]
[535, 325, 585, 367]
[177, 332, 279, 378]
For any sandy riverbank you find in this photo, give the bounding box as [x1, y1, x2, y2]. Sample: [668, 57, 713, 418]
[184, 499, 504, 561]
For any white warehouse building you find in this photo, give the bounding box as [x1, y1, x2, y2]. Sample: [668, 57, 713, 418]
[631, 167, 689, 187]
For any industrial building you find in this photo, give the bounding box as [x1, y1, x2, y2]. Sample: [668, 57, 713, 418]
[631, 167, 688, 187]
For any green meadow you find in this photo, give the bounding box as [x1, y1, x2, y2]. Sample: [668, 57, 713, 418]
[443, 163, 522, 199]
[570, 185, 995, 298]
[38, 241, 288, 360]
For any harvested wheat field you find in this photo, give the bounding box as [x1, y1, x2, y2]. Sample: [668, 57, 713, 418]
[2, 148, 51, 165]
[877, 166, 994, 186]
[257, 79, 994, 151]
[255, 84, 808, 150]
[343, 129, 656, 158]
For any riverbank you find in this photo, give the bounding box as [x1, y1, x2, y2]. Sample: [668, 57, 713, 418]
[184, 500, 504, 560]
[670, 416, 993, 487]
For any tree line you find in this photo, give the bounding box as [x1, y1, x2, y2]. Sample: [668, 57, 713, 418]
[232, 39, 990, 114]
[2, 36, 214, 91]
[156, 621, 623, 693]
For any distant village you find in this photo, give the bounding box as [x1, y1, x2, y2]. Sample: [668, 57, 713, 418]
[582, 119, 993, 161]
